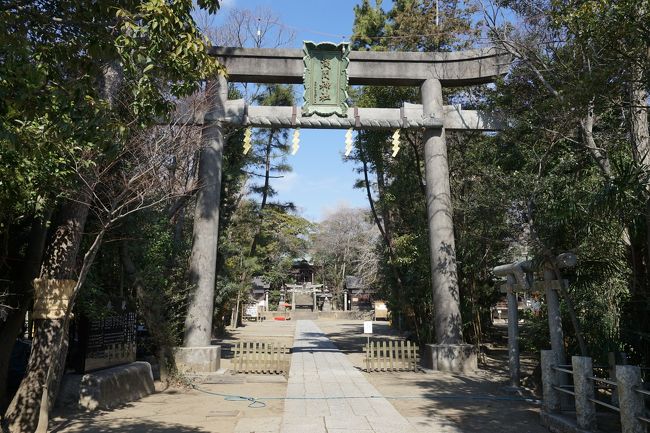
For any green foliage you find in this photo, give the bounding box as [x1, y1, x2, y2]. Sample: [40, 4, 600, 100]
[247, 85, 295, 205]
[79, 208, 193, 347]
[115, 1, 223, 120]
[255, 207, 313, 284]
[268, 289, 282, 311]
[350, 0, 650, 361]
[352, 0, 480, 52]
[1, 0, 228, 373]
[352, 0, 389, 50]
[215, 197, 312, 329]
[349, 1, 488, 343]
[485, 1, 650, 362]
[0, 0, 223, 238]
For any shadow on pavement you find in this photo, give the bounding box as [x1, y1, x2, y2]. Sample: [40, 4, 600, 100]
[50, 418, 210, 433]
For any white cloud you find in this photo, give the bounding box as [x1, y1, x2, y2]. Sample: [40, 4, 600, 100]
[272, 171, 298, 193]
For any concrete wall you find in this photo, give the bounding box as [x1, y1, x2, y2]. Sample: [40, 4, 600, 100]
[58, 361, 155, 411]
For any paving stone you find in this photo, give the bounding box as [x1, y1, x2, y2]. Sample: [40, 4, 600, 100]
[327, 430, 374, 433]
[281, 320, 414, 432]
[349, 398, 378, 416]
[326, 398, 355, 416]
[304, 400, 331, 416]
[280, 417, 327, 433]
[368, 397, 401, 415]
[366, 415, 414, 433]
[324, 415, 372, 430]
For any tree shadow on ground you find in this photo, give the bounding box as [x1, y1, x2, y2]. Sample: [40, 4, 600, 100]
[50, 416, 211, 433]
[407, 371, 620, 433]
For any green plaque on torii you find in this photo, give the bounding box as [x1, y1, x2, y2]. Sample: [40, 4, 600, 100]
[302, 41, 350, 117]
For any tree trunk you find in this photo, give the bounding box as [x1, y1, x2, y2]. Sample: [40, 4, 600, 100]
[580, 100, 613, 178]
[360, 149, 406, 304]
[375, 159, 393, 243]
[0, 214, 50, 412]
[4, 192, 91, 433]
[4, 59, 121, 432]
[249, 130, 276, 257]
[628, 55, 650, 286]
[231, 290, 241, 330]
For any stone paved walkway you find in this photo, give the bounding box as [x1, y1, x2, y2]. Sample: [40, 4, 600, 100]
[280, 320, 457, 433]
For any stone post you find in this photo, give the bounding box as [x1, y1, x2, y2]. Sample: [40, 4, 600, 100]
[264, 291, 269, 312]
[572, 356, 596, 430]
[421, 79, 463, 345]
[541, 350, 561, 413]
[506, 274, 520, 388]
[344, 291, 348, 311]
[313, 290, 317, 312]
[178, 76, 226, 372]
[291, 290, 296, 311]
[616, 365, 645, 433]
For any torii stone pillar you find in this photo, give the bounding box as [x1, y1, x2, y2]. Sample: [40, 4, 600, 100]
[175, 75, 227, 373]
[422, 78, 476, 373]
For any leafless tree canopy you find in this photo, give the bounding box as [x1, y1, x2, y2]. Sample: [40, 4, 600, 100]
[311, 206, 380, 292]
[204, 6, 295, 48]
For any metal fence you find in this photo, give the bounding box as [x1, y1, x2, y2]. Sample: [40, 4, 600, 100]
[541, 350, 650, 432]
[364, 339, 419, 372]
[232, 341, 290, 374]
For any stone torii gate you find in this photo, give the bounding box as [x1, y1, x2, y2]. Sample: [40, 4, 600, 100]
[178, 42, 509, 373]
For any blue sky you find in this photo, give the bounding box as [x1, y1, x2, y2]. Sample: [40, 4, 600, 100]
[212, 1, 370, 221]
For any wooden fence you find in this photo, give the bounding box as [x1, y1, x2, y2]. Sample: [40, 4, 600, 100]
[232, 341, 290, 374]
[365, 339, 419, 372]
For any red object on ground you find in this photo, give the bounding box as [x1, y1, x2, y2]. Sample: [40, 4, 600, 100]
[274, 316, 286, 321]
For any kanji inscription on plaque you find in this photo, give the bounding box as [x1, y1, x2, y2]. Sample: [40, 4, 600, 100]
[302, 41, 350, 117]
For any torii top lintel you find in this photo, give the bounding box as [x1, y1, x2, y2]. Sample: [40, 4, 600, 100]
[209, 46, 510, 87]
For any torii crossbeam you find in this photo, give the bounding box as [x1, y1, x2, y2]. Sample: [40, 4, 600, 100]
[180, 42, 510, 374]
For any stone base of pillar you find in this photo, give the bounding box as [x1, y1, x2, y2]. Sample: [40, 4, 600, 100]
[174, 346, 221, 373]
[424, 344, 477, 373]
